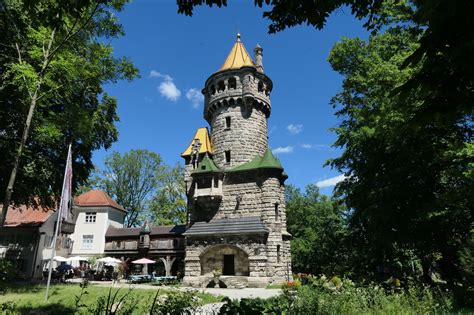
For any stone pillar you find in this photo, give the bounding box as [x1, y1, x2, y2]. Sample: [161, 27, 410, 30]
[160, 256, 177, 277]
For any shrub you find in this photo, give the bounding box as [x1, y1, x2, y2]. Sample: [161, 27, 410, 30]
[0, 259, 17, 281]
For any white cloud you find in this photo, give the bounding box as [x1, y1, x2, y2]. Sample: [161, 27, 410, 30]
[149, 70, 172, 81]
[186, 88, 204, 108]
[149, 70, 181, 102]
[316, 174, 346, 188]
[159, 80, 181, 102]
[301, 144, 331, 150]
[272, 146, 294, 154]
[286, 124, 303, 135]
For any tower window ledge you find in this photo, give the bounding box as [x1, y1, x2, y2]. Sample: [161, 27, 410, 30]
[194, 187, 223, 198]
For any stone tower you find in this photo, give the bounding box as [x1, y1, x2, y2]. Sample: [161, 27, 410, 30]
[181, 34, 291, 288]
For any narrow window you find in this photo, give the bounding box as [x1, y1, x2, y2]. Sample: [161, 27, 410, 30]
[225, 151, 231, 163]
[228, 77, 237, 89]
[225, 117, 231, 129]
[277, 245, 281, 263]
[275, 203, 279, 220]
[218, 80, 225, 92]
[214, 177, 219, 188]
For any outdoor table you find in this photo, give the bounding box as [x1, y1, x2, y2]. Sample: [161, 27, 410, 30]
[128, 274, 151, 283]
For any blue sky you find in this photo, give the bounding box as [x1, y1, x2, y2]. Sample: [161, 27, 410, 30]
[97, 0, 369, 194]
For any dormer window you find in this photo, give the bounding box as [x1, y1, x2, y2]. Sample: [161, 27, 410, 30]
[85, 212, 96, 223]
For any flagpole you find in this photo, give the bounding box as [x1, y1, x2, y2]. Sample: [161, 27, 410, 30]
[45, 143, 72, 301]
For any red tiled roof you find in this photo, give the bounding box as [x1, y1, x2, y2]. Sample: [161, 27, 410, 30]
[74, 190, 126, 212]
[2, 203, 55, 227]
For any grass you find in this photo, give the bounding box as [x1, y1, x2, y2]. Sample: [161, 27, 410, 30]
[0, 282, 222, 314]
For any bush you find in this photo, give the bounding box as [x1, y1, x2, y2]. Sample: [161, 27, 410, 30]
[219, 276, 457, 314]
[0, 258, 19, 283]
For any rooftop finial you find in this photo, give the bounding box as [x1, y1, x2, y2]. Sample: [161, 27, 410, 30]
[237, 32, 241, 42]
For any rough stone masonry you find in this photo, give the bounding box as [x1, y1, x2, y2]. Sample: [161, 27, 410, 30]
[181, 34, 292, 288]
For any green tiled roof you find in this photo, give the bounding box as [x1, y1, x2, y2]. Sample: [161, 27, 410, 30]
[192, 154, 221, 174]
[230, 148, 284, 172]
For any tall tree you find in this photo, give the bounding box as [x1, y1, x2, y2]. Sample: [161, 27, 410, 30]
[327, 27, 473, 283]
[149, 164, 187, 225]
[286, 184, 348, 276]
[93, 150, 166, 227]
[0, 0, 138, 227]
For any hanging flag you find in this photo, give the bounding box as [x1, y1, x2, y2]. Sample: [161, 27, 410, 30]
[59, 144, 72, 222]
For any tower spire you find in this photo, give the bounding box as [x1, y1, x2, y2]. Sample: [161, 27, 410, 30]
[217, 33, 255, 72]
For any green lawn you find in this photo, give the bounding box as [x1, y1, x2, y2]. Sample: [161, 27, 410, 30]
[0, 282, 221, 314]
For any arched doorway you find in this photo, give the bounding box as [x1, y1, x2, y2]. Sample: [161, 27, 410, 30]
[200, 244, 249, 276]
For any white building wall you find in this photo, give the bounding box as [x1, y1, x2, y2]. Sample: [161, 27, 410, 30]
[70, 206, 125, 257]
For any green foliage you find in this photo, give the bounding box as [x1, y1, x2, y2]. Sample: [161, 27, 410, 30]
[149, 289, 199, 314]
[219, 278, 457, 314]
[219, 296, 288, 314]
[0, 0, 138, 208]
[286, 184, 349, 276]
[0, 258, 18, 292]
[328, 26, 473, 285]
[87, 149, 186, 227]
[149, 163, 187, 225]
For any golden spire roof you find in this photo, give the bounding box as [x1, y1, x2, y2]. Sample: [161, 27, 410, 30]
[218, 33, 255, 72]
[181, 127, 214, 157]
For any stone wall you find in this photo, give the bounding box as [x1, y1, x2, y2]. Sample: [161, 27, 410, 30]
[185, 173, 291, 283]
[200, 244, 249, 276]
[210, 105, 268, 169]
[184, 235, 267, 279]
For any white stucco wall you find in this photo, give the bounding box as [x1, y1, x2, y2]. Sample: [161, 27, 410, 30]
[70, 206, 125, 257]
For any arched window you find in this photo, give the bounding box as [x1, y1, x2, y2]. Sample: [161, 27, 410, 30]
[210, 85, 216, 95]
[217, 81, 225, 92]
[228, 77, 237, 89]
[258, 81, 264, 93]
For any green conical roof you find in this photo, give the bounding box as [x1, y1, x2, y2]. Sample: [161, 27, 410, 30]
[229, 148, 284, 173]
[260, 148, 283, 169]
[192, 154, 221, 175]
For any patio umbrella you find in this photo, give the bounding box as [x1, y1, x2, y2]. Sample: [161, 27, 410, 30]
[53, 256, 68, 262]
[97, 257, 121, 264]
[67, 256, 89, 261]
[131, 258, 156, 264]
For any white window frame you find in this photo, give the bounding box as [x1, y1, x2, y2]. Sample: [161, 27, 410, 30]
[81, 235, 94, 250]
[85, 212, 97, 223]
